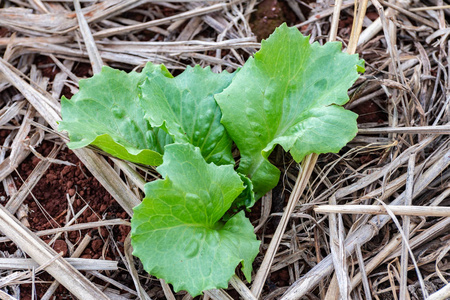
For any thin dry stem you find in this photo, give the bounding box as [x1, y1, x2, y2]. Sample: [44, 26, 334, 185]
[314, 205, 450, 217]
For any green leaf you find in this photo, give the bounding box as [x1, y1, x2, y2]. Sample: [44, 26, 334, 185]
[59, 64, 173, 166]
[235, 173, 256, 209]
[215, 24, 364, 198]
[131, 143, 260, 296]
[139, 65, 234, 165]
[222, 173, 255, 222]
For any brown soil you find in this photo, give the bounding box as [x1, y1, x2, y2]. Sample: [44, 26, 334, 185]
[353, 100, 387, 124]
[0, 141, 130, 299]
[250, 0, 303, 41]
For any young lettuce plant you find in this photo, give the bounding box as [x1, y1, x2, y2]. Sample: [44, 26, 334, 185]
[59, 24, 363, 296]
[216, 23, 364, 199]
[59, 61, 258, 296]
[132, 143, 260, 295]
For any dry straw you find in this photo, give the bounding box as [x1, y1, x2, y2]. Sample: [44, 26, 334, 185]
[0, 0, 449, 299]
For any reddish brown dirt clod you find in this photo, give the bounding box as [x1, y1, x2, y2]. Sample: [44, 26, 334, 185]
[100, 227, 109, 238]
[44, 239, 68, 257]
[45, 173, 58, 181]
[87, 213, 99, 222]
[353, 100, 387, 124]
[68, 188, 76, 196]
[278, 269, 290, 281]
[91, 239, 103, 252]
[69, 231, 78, 240]
[31, 156, 40, 166]
[250, 0, 300, 41]
[61, 165, 71, 176]
[118, 224, 131, 243]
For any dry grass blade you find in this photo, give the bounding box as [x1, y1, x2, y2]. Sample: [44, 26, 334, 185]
[295, 0, 354, 28]
[0, 269, 33, 289]
[229, 275, 257, 300]
[347, 0, 369, 54]
[73, 0, 103, 73]
[334, 136, 435, 200]
[314, 205, 450, 217]
[355, 243, 372, 300]
[160, 279, 176, 300]
[0, 58, 59, 129]
[326, 5, 346, 298]
[124, 235, 152, 300]
[0, 219, 129, 243]
[0, 101, 26, 126]
[401, 154, 415, 300]
[204, 289, 234, 300]
[88, 270, 138, 296]
[0, 290, 16, 300]
[0, 257, 116, 271]
[358, 125, 450, 134]
[350, 227, 413, 290]
[0, 133, 40, 182]
[427, 282, 450, 300]
[328, 0, 344, 42]
[410, 5, 450, 12]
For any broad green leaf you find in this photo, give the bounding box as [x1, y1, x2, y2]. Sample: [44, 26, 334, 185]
[131, 143, 260, 296]
[215, 24, 364, 199]
[59, 64, 173, 166]
[139, 65, 234, 165]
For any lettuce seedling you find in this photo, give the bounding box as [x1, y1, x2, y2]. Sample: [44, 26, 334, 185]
[216, 23, 364, 199]
[59, 24, 363, 296]
[132, 143, 260, 296]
